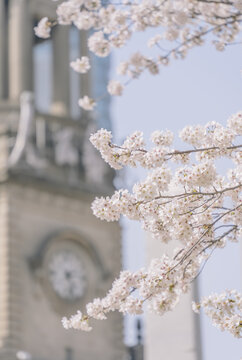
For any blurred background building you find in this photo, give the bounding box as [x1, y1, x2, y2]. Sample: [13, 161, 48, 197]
[3, 1, 240, 360]
[0, 1, 135, 359]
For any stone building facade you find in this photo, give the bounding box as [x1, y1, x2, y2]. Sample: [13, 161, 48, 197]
[0, 1, 125, 359]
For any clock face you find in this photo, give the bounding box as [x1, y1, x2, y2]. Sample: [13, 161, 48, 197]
[48, 250, 87, 301]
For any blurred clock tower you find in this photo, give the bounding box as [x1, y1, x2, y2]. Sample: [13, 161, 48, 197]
[0, 1, 124, 360]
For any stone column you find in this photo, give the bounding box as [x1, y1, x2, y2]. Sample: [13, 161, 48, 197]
[80, 30, 91, 97]
[0, 187, 23, 360]
[0, 0, 7, 99]
[51, 26, 70, 116]
[8, 0, 33, 101]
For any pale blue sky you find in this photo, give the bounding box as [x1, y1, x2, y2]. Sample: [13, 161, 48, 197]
[110, 31, 242, 359]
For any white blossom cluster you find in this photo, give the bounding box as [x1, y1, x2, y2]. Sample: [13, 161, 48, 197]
[63, 112, 241, 336]
[90, 112, 242, 170]
[62, 311, 92, 331]
[78, 96, 96, 111]
[70, 56, 91, 73]
[192, 290, 242, 338]
[107, 80, 124, 96]
[34, 0, 242, 107]
[34, 17, 51, 39]
[62, 247, 205, 332]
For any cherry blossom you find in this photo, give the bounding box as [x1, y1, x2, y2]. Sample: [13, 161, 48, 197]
[34, 0, 242, 101]
[63, 115, 241, 335]
[34, 17, 51, 39]
[107, 80, 124, 96]
[78, 96, 96, 111]
[35, 0, 242, 339]
[70, 56, 91, 74]
[192, 290, 242, 338]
